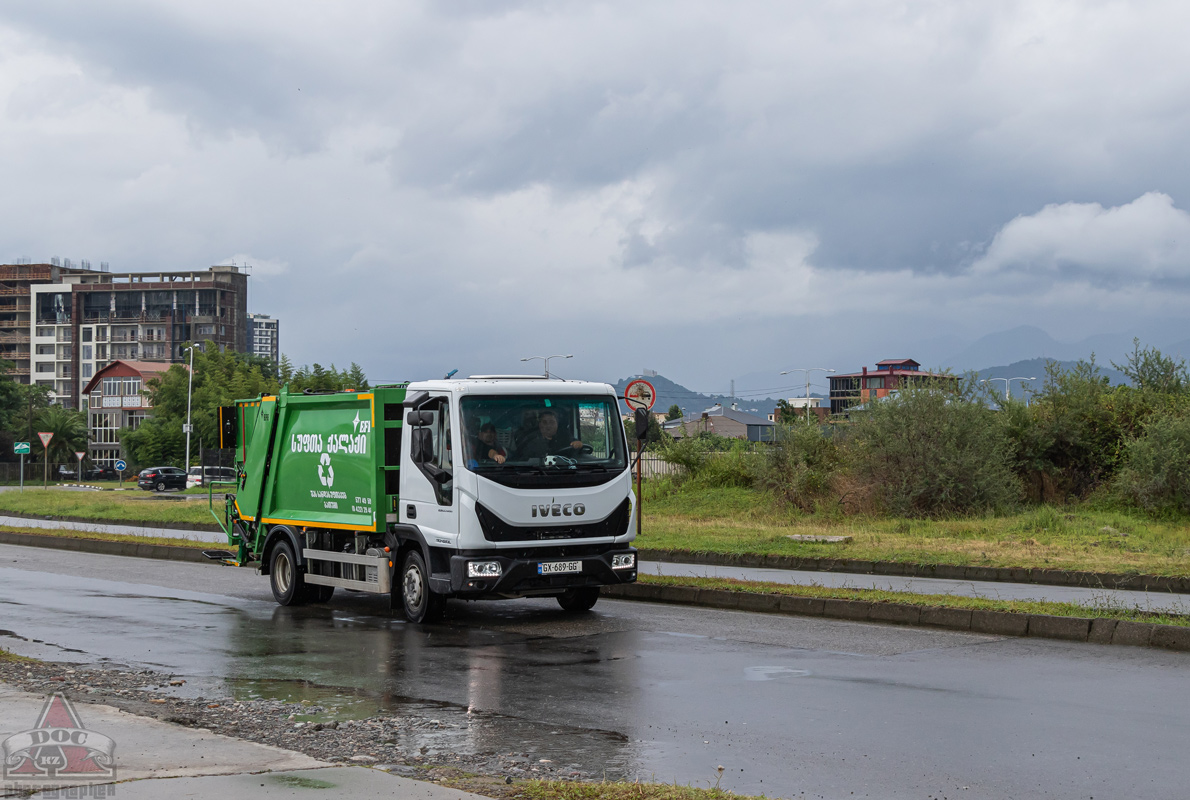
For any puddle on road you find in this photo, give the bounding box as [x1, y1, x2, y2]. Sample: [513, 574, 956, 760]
[220, 674, 637, 778]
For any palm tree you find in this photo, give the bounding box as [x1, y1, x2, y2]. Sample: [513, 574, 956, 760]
[35, 405, 88, 471]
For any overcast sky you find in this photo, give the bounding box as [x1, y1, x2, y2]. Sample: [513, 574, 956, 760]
[3, 1, 1189, 396]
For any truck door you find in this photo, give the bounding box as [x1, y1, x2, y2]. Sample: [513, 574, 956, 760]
[400, 394, 458, 544]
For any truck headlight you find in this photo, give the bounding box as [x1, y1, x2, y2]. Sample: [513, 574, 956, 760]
[611, 554, 635, 570]
[467, 561, 503, 578]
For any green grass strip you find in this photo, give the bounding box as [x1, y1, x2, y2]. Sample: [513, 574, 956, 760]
[517, 780, 766, 800]
[0, 489, 216, 526]
[636, 574, 1190, 627]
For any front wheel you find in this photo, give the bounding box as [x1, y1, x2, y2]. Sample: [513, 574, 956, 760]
[269, 540, 307, 606]
[557, 586, 600, 613]
[401, 550, 443, 623]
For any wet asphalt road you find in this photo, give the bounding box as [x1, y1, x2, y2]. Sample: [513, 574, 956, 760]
[6, 512, 1190, 612]
[1, 543, 1188, 799]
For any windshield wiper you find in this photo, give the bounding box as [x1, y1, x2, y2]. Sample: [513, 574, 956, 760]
[574, 464, 609, 472]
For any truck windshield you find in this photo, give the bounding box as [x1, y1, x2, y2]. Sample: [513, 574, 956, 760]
[460, 395, 627, 475]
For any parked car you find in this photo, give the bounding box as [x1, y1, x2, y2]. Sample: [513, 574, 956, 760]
[85, 466, 119, 481]
[137, 467, 188, 492]
[57, 464, 120, 482]
[186, 466, 237, 488]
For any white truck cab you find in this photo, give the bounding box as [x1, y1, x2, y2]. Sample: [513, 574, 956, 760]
[392, 376, 638, 620]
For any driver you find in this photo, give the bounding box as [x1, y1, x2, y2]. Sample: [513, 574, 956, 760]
[517, 409, 583, 459]
[472, 422, 507, 464]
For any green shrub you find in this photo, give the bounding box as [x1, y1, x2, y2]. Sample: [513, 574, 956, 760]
[656, 436, 755, 489]
[1113, 413, 1190, 515]
[851, 378, 1021, 517]
[754, 423, 845, 510]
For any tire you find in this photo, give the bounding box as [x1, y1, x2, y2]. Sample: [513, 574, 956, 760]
[400, 549, 443, 623]
[557, 586, 600, 613]
[308, 585, 334, 603]
[269, 540, 307, 606]
[155, 481, 166, 492]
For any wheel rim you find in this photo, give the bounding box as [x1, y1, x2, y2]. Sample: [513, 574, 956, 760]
[275, 551, 292, 595]
[403, 564, 424, 610]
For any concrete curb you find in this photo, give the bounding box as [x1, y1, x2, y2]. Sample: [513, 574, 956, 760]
[638, 548, 1190, 594]
[602, 583, 1190, 654]
[0, 509, 222, 533]
[0, 530, 210, 563]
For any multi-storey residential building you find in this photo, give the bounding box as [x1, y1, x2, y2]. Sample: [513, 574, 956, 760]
[80, 360, 170, 467]
[827, 358, 956, 415]
[248, 313, 279, 363]
[0, 263, 96, 385]
[0, 263, 249, 408]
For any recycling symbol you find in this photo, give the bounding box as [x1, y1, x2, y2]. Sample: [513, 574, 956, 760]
[318, 452, 335, 487]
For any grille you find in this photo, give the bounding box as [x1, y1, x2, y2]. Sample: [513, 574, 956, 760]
[475, 499, 630, 543]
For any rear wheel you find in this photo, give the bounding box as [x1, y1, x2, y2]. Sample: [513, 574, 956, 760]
[269, 540, 307, 606]
[155, 480, 166, 492]
[557, 586, 600, 613]
[308, 584, 334, 603]
[401, 549, 443, 623]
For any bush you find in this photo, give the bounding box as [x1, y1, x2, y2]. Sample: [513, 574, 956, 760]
[1113, 413, 1190, 515]
[656, 435, 755, 489]
[850, 379, 1021, 517]
[754, 423, 845, 511]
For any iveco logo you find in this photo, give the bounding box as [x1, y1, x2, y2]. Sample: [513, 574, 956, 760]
[531, 503, 586, 518]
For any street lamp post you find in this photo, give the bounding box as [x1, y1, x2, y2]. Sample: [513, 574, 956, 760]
[520, 354, 572, 379]
[184, 345, 197, 472]
[779, 367, 835, 422]
[980, 376, 1035, 402]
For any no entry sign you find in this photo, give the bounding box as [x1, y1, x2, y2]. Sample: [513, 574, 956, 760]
[624, 379, 657, 412]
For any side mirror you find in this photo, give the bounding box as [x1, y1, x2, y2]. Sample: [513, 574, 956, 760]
[406, 409, 434, 427]
[633, 407, 650, 442]
[410, 428, 433, 463]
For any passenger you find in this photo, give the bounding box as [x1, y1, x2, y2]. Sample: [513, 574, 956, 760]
[518, 410, 583, 459]
[472, 422, 507, 464]
[512, 409, 539, 453]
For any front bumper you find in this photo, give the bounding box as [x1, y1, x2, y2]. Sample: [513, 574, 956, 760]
[445, 546, 638, 597]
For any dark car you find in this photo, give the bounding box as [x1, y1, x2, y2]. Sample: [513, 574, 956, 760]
[137, 467, 188, 492]
[85, 466, 119, 481]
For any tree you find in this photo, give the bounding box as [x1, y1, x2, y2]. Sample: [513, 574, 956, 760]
[34, 405, 88, 466]
[666, 404, 683, 421]
[1113, 338, 1189, 394]
[121, 345, 280, 467]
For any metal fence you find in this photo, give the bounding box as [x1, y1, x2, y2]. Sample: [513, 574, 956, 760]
[638, 453, 684, 479]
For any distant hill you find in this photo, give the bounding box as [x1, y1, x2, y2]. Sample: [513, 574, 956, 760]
[611, 374, 785, 418]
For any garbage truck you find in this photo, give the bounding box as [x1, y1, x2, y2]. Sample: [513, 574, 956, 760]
[209, 377, 638, 621]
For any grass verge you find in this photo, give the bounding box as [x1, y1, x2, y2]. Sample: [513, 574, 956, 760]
[636, 573, 1190, 626]
[0, 648, 37, 663]
[640, 484, 1190, 577]
[514, 782, 765, 800]
[0, 524, 213, 549]
[0, 489, 216, 526]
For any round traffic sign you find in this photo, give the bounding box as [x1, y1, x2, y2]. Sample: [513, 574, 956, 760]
[624, 379, 657, 411]
[115, 460, 127, 472]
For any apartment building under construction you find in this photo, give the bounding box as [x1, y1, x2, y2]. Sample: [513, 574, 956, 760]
[1, 262, 249, 409]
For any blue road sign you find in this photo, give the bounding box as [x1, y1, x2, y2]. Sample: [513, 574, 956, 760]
[115, 460, 127, 472]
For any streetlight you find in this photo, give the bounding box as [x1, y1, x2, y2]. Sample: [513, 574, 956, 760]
[520, 354, 572, 379]
[183, 344, 199, 472]
[779, 367, 835, 422]
[980, 376, 1035, 402]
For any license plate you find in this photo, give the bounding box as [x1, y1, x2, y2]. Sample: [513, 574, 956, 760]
[538, 560, 582, 575]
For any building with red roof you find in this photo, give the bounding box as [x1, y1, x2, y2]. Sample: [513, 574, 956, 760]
[828, 358, 956, 415]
